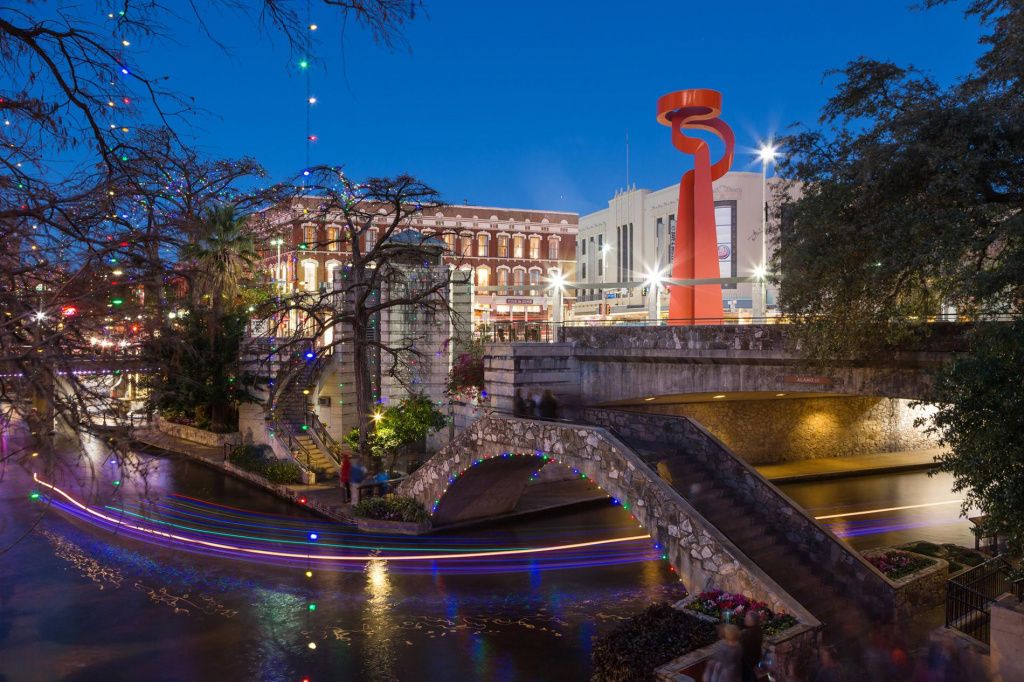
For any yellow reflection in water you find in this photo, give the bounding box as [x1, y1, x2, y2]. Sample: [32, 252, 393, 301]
[363, 558, 397, 681]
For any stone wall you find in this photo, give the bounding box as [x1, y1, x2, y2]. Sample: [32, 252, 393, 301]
[860, 550, 949, 618]
[630, 397, 939, 464]
[155, 414, 240, 448]
[398, 413, 816, 624]
[581, 407, 899, 621]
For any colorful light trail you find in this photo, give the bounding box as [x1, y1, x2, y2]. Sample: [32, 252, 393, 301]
[32, 474, 656, 574]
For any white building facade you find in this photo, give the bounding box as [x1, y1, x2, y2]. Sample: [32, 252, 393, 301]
[572, 171, 781, 321]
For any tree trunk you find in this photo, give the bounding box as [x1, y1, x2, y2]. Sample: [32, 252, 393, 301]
[351, 316, 377, 473]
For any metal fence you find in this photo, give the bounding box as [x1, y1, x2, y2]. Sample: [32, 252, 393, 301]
[946, 556, 1017, 644]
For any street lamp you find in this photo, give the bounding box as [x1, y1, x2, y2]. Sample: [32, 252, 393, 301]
[270, 238, 284, 292]
[643, 267, 666, 323]
[756, 143, 778, 321]
[546, 271, 567, 325]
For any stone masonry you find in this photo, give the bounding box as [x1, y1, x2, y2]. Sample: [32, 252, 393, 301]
[398, 412, 817, 625]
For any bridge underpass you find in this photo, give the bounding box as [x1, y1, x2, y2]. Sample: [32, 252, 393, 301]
[596, 390, 941, 467]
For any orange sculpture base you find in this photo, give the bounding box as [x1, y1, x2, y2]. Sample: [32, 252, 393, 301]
[656, 89, 734, 325]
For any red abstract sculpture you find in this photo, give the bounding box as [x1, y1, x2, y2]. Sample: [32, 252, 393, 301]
[657, 89, 734, 325]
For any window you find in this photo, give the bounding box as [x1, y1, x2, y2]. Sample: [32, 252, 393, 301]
[529, 268, 541, 295]
[513, 268, 525, 287]
[302, 260, 318, 291]
[477, 233, 489, 257]
[327, 226, 340, 251]
[497, 267, 509, 293]
[581, 262, 587, 280]
[303, 224, 316, 247]
[656, 217, 665, 268]
[668, 214, 676, 265]
[460, 234, 473, 257]
[581, 239, 587, 256]
[513, 235, 524, 259]
[476, 266, 490, 288]
[529, 236, 541, 260]
[597, 235, 604, 276]
[715, 201, 738, 289]
[548, 237, 559, 260]
[497, 235, 509, 258]
[444, 232, 456, 252]
[365, 228, 377, 252]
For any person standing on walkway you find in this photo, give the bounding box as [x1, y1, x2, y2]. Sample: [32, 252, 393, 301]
[339, 453, 351, 503]
[513, 389, 528, 417]
[739, 611, 763, 682]
[349, 457, 365, 506]
[704, 624, 743, 682]
[538, 389, 558, 419]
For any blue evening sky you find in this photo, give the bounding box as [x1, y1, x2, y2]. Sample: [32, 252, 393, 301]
[135, 0, 984, 214]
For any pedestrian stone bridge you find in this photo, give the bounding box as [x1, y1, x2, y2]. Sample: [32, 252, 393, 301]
[483, 323, 968, 412]
[399, 410, 904, 628]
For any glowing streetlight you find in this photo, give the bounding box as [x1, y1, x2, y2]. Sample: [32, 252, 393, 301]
[372, 411, 383, 423]
[756, 141, 779, 321]
[643, 267, 667, 322]
[546, 271, 567, 324]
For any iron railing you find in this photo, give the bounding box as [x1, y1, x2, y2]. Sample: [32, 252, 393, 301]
[946, 555, 1017, 644]
[304, 408, 343, 468]
[270, 416, 316, 475]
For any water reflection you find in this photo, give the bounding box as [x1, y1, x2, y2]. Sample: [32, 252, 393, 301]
[363, 557, 397, 682]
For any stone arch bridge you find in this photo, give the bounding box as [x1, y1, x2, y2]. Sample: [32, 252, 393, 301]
[399, 410, 904, 627]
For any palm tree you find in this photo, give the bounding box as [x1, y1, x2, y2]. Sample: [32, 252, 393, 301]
[181, 205, 258, 431]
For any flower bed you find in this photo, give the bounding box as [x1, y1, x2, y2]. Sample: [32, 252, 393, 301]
[684, 590, 799, 638]
[592, 602, 716, 682]
[864, 550, 936, 580]
[353, 495, 430, 524]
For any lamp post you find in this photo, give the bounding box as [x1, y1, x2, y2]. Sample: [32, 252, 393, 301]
[756, 143, 778, 321]
[547, 272, 566, 327]
[644, 268, 665, 323]
[271, 238, 284, 292]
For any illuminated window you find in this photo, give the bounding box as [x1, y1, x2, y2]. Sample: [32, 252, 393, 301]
[547, 237, 559, 260]
[497, 235, 509, 258]
[513, 236, 524, 259]
[477, 233, 489, 257]
[327, 226, 340, 251]
[366, 228, 377, 252]
[460, 234, 473, 257]
[303, 224, 316, 246]
[302, 260, 317, 291]
[529, 236, 541, 259]
[476, 266, 490, 288]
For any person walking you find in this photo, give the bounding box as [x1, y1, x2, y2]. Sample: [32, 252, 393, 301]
[704, 624, 743, 682]
[513, 389, 528, 417]
[339, 453, 352, 503]
[349, 457, 365, 506]
[538, 389, 558, 419]
[739, 611, 763, 682]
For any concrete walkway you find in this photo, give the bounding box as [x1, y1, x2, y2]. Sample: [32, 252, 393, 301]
[756, 447, 944, 483]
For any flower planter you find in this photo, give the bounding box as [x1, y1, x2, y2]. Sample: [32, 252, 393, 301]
[354, 517, 431, 535]
[861, 548, 949, 616]
[156, 414, 240, 448]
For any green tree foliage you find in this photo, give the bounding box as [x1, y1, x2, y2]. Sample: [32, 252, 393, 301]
[146, 308, 264, 432]
[928, 322, 1024, 552]
[774, 1, 1024, 548]
[773, 0, 1023, 360]
[344, 395, 447, 470]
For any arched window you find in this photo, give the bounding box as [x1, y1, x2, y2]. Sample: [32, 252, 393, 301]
[513, 235, 525, 259]
[476, 266, 490, 288]
[528, 267, 541, 295]
[477, 232, 489, 257]
[497, 234, 509, 258]
[302, 260, 318, 292]
[497, 267, 510, 295]
[365, 228, 378, 252]
[303, 224, 317, 247]
[547, 236, 560, 260]
[327, 225, 340, 251]
[325, 260, 342, 292]
[513, 267, 525, 287]
[529, 236, 541, 260]
[460, 233, 473, 257]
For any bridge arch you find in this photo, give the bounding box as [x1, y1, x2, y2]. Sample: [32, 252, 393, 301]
[399, 413, 815, 621]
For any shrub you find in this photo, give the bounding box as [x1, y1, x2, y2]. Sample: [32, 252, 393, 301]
[865, 550, 936, 580]
[229, 444, 303, 484]
[352, 495, 430, 524]
[591, 602, 716, 682]
[685, 590, 799, 638]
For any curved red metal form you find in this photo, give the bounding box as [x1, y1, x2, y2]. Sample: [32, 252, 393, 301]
[657, 89, 734, 325]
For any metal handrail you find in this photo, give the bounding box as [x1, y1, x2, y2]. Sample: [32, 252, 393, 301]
[270, 416, 315, 473]
[304, 408, 343, 468]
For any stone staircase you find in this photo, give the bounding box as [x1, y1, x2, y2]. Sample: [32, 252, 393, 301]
[656, 452, 856, 627]
[584, 408, 896, 631]
[270, 346, 341, 480]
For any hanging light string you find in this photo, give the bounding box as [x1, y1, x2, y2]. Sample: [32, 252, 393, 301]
[304, 0, 318, 181]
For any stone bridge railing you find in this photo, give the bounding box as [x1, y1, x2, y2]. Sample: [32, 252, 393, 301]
[397, 412, 817, 625]
[582, 407, 900, 622]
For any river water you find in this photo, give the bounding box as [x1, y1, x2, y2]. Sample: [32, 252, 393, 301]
[0, 448, 974, 681]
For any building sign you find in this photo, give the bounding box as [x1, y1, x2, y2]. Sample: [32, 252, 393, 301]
[506, 298, 534, 305]
[250, 319, 270, 337]
[606, 292, 617, 299]
[782, 374, 834, 386]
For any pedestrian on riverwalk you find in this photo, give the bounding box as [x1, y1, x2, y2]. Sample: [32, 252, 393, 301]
[513, 389, 529, 417]
[350, 457, 366, 506]
[704, 623, 743, 682]
[538, 389, 558, 419]
[739, 610, 763, 682]
[340, 453, 351, 503]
